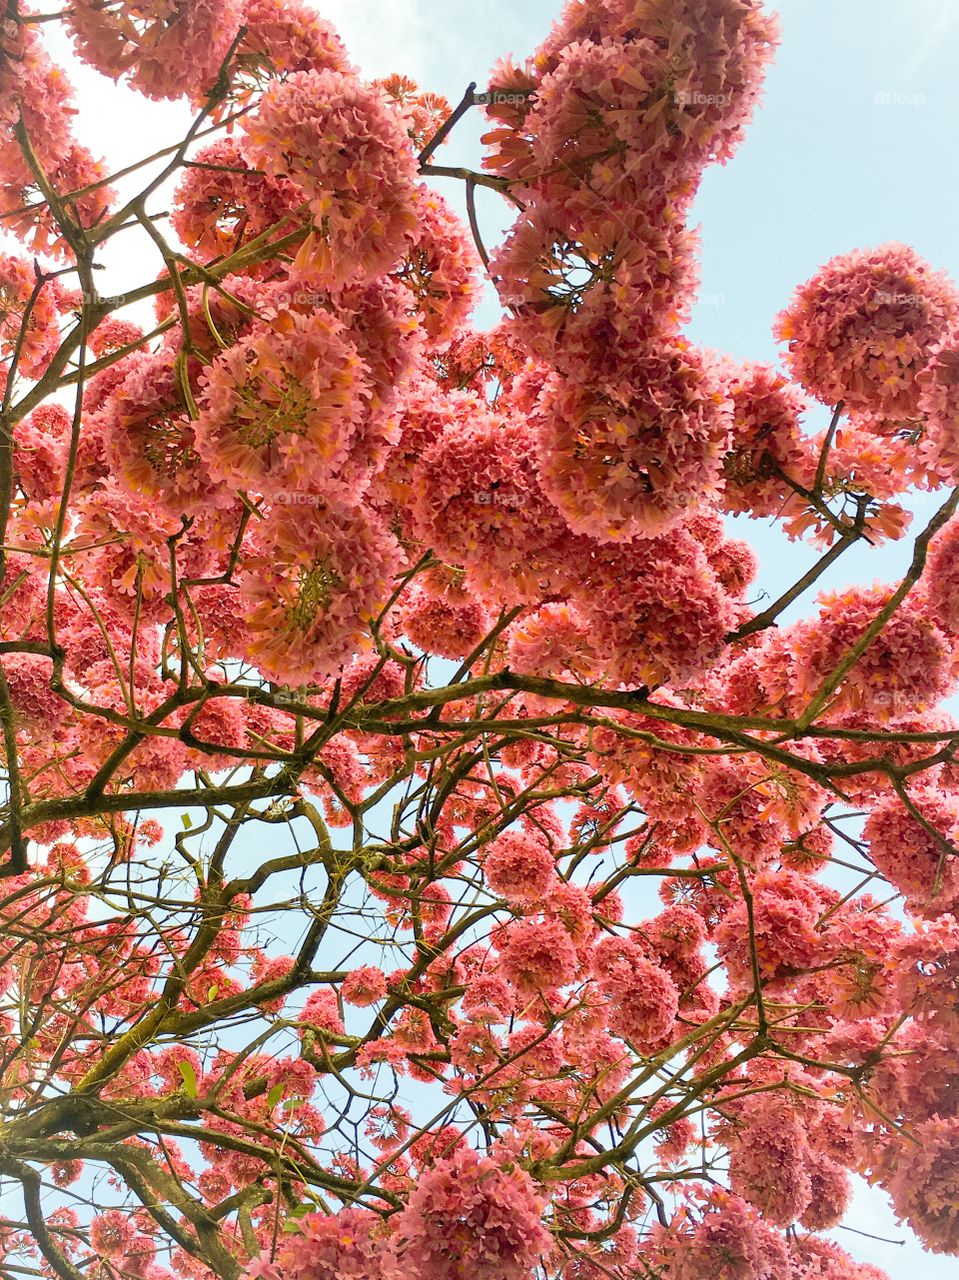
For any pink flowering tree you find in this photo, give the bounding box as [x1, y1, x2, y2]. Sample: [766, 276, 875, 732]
[2, 2, 959, 1278]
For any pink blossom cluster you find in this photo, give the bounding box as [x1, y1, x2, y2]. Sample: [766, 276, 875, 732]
[774, 243, 959, 420]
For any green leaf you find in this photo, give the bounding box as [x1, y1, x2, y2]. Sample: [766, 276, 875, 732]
[207, 984, 219, 1001]
[266, 1082, 285, 1110]
[181, 813, 192, 829]
[177, 1060, 198, 1098]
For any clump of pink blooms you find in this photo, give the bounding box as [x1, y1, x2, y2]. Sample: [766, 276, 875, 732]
[238, 502, 401, 685]
[727, 1100, 814, 1226]
[392, 1145, 551, 1280]
[715, 869, 824, 991]
[237, 0, 351, 80]
[483, 829, 557, 903]
[341, 966, 388, 1008]
[242, 70, 419, 285]
[864, 789, 959, 916]
[774, 243, 959, 420]
[496, 916, 581, 996]
[887, 1116, 959, 1254]
[194, 306, 372, 501]
[66, 0, 245, 100]
[246, 1207, 397, 1280]
[593, 935, 680, 1048]
[533, 345, 732, 543]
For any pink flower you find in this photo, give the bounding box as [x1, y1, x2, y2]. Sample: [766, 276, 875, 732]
[90, 1209, 136, 1259]
[728, 1100, 812, 1226]
[864, 788, 959, 917]
[653, 1190, 789, 1280]
[243, 70, 418, 285]
[485, 3, 778, 232]
[172, 138, 305, 260]
[647, 905, 708, 960]
[376, 74, 451, 152]
[649, 1098, 697, 1166]
[238, 0, 350, 79]
[396, 578, 491, 661]
[96, 349, 221, 518]
[923, 517, 959, 636]
[410, 413, 571, 605]
[696, 758, 791, 866]
[496, 916, 580, 996]
[461, 974, 515, 1023]
[532, 1, 780, 169]
[799, 1149, 851, 1231]
[567, 528, 737, 688]
[5, 653, 71, 726]
[0, 252, 62, 378]
[373, 379, 482, 531]
[392, 1145, 550, 1280]
[336, 655, 407, 709]
[819, 899, 900, 1016]
[774, 243, 959, 419]
[886, 1115, 959, 1254]
[788, 584, 955, 721]
[195, 307, 371, 502]
[714, 868, 824, 992]
[719, 361, 816, 523]
[917, 337, 959, 484]
[533, 345, 732, 543]
[66, 0, 244, 100]
[5, 141, 114, 257]
[243, 1207, 397, 1280]
[506, 603, 596, 689]
[819, 419, 914, 500]
[395, 186, 481, 344]
[490, 204, 701, 373]
[593, 937, 679, 1048]
[88, 319, 145, 359]
[789, 1236, 890, 1280]
[341, 966, 388, 1008]
[544, 879, 597, 949]
[300, 989, 344, 1037]
[0, 22, 75, 189]
[892, 914, 959, 1034]
[14, 403, 67, 506]
[238, 500, 402, 686]
[483, 829, 557, 904]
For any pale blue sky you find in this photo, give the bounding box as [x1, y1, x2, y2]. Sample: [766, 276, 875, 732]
[316, 2, 959, 1274]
